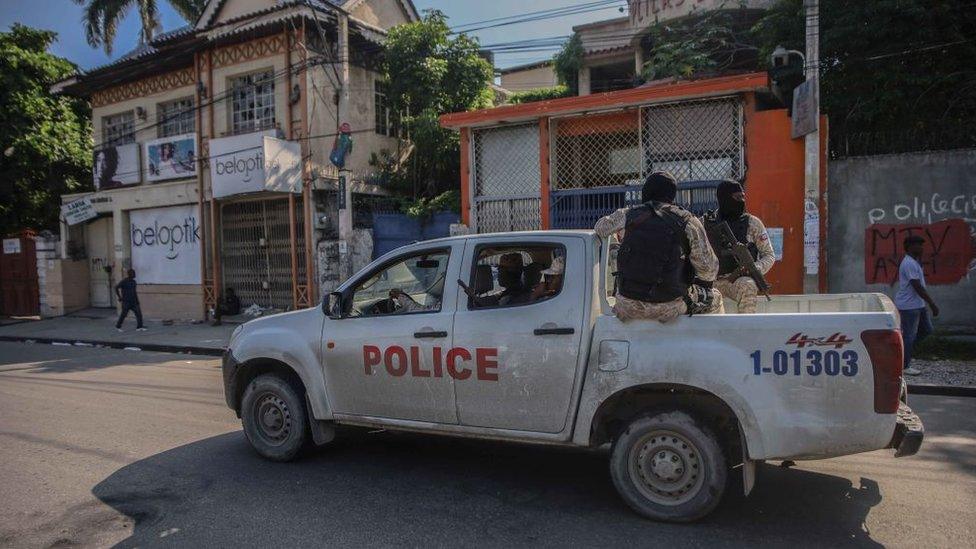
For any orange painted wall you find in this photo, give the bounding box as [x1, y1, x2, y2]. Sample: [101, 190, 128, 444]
[744, 100, 806, 294]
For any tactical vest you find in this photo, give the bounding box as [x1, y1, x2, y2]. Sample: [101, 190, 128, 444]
[704, 212, 759, 275]
[616, 203, 690, 303]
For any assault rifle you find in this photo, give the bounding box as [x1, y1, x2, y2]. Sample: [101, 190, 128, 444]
[713, 221, 772, 301]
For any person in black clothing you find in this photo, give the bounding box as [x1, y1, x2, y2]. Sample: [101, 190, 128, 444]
[212, 288, 242, 326]
[115, 269, 146, 331]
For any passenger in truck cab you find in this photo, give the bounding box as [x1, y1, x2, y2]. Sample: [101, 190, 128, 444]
[531, 255, 565, 301]
[471, 253, 528, 307]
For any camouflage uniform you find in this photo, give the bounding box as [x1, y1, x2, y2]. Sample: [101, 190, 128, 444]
[713, 214, 776, 314]
[595, 205, 724, 323]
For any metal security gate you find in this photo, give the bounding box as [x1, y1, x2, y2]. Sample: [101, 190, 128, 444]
[641, 96, 744, 181]
[0, 231, 39, 316]
[220, 198, 304, 310]
[472, 124, 541, 233]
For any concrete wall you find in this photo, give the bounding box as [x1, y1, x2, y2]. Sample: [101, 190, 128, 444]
[350, 0, 412, 28]
[828, 149, 976, 327]
[41, 259, 90, 317]
[501, 65, 557, 92]
[137, 284, 205, 320]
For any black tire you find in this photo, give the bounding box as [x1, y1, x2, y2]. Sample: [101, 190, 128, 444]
[240, 374, 310, 462]
[609, 410, 727, 522]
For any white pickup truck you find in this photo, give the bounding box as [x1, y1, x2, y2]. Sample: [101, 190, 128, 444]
[222, 230, 922, 522]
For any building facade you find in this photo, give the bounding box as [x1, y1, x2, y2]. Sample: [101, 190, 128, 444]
[499, 0, 775, 96]
[55, 0, 417, 319]
[440, 73, 828, 294]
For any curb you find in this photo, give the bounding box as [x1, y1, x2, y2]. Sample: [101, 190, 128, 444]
[907, 383, 976, 398]
[0, 335, 225, 357]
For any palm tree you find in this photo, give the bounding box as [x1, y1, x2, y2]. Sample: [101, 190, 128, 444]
[74, 0, 206, 55]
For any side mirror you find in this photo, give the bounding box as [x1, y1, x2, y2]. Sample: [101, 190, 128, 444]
[325, 291, 344, 319]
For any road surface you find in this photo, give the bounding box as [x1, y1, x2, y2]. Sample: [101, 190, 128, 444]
[0, 342, 973, 547]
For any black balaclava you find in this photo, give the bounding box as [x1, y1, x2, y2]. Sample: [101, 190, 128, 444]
[717, 179, 745, 219]
[642, 171, 678, 204]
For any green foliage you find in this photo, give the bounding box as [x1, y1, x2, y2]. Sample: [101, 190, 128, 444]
[399, 190, 461, 219]
[641, 5, 755, 81]
[552, 33, 584, 94]
[0, 25, 92, 234]
[382, 9, 494, 199]
[752, 0, 976, 135]
[73, 0, 206, 55]
[508, 85, 571, 104]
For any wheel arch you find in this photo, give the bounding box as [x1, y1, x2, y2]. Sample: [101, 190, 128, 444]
[230, 357, 307, 416]
[589, 383, 754, 464]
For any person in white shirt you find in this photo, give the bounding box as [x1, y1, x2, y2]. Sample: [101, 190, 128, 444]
[894, 235, 940, 376]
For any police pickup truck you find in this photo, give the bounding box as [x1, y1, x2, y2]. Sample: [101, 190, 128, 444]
[222, 230, 922, 522]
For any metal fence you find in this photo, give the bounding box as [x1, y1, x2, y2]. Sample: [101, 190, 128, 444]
[551, 110, 641, 190]
[468, 96, 743, 233]
[472, 123, 541, 233]
[549, 180, 721, 229]
[830, 124, 976, 158]
[641, 97, 744, 181]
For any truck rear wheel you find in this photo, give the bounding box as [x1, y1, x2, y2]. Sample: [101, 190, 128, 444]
[610, 410, 727, 522]
[240, 374, 309, 462]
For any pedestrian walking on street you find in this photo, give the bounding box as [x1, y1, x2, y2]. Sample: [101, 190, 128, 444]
[896, 235, 939, 376]
[115, 269, 146, 332]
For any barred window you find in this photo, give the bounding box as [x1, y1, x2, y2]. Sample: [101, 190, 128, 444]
[102, 111, 135, 146]
[374, 80, 391, 136]
[158, 97, 195, 137]
[231, 70, 275, 134]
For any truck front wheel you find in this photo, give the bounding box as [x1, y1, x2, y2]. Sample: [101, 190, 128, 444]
[610, 410, 727, 522]
[240, 374, 310, 461]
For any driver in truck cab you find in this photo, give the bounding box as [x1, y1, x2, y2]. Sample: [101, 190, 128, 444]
[595, 171, 724, 322]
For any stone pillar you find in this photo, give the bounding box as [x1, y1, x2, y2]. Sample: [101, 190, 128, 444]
[578, 65, 591, 96]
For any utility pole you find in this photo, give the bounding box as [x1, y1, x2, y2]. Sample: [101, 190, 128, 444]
[336, 11, 353, 281]
[802, 0, 821, 293]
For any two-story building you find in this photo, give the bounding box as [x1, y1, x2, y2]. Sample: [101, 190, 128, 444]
[500, 0, 774, 96]
[53, 0, 417, 320]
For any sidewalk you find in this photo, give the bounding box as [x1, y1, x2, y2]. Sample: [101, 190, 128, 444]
[0, 308, 237, 356]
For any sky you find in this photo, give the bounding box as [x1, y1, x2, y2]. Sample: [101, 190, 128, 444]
[0, 0, 628, 71]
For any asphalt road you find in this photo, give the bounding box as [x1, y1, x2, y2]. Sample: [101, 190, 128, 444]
[0, 342, 973, 548]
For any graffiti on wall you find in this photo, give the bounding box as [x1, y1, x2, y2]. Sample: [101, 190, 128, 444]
[867, 193, 976, 225]
[865, 191, 976, 285]
[865, 218, 975, 284]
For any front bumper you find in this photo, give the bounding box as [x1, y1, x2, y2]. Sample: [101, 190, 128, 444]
[222, 349, 241, 413]
[887, 402, 924, 457]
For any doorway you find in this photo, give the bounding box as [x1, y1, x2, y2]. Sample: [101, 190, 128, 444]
[86, 216, 115, 308]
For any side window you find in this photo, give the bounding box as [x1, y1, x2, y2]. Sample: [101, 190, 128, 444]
[348, 250, 449, 317]
[466, 245, 565, 309]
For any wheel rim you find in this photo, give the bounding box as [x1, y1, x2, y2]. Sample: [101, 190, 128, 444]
[627, 429, 705, 506]
[251, 392, 292, 447]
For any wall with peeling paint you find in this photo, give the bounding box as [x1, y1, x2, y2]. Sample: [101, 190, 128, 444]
[828, 149, 976, 327]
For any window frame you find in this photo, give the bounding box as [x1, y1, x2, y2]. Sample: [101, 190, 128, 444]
[101, 111, 136, 147]
[374, 79, 392, 137]
[157, 96, 196, 138]
[342, 246, 452, 318]
[229, 68, 277, 135]
[464, 241, 568, 312]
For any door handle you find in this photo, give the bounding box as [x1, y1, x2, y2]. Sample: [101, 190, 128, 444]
[533, 327, 575, 336]
[414, 331, 448, 338]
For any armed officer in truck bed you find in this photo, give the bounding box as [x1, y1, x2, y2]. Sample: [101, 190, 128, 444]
[702, 180, 776, 314]
[595, 171, 723, 323]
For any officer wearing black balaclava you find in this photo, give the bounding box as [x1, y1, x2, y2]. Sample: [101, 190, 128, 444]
[702, 180, 776, 313]
[594, 171, 723, 323]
